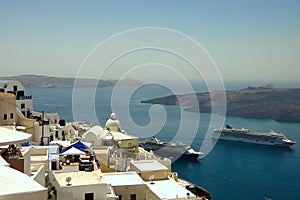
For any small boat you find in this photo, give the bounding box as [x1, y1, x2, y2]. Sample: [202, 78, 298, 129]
[139, 137, 203, 160]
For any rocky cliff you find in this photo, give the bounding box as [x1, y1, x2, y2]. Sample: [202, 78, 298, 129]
[141, 88, 300, 123]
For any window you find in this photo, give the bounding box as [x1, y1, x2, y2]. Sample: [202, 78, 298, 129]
[51, 161, 57, 170]
[10, 113, 14, 119]
[13, 85, 18, 91]
[0, 88, 4, 92]
[118, 195, 122, 200]
[26, 110, 31, 117]
[4, 114, 7, 120]
[21, 103, 25, 109]
[84, 193, 94, 200]
[130, 194, 136, 200]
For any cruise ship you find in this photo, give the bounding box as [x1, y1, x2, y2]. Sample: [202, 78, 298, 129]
[213, 124, 296, 147]
[139, 137, 203, 159]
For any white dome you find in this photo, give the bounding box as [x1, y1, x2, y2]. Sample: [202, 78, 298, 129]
[82, 126, 106, 146]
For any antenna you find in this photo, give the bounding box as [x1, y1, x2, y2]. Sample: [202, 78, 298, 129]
[66, 177, 72, 186]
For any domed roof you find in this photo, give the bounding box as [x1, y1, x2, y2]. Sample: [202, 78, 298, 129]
[82, 126, 106, 139]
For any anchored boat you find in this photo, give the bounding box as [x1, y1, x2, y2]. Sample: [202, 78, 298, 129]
[139, 137, 203, 159]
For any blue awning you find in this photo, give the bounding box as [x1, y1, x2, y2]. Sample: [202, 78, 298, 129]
[60, 141, 89, 154]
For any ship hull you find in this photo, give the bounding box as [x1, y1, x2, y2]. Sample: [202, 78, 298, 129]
[142, 147, 200, 160]
[213, 135, 294, 147]
[139, 143, 201, 160]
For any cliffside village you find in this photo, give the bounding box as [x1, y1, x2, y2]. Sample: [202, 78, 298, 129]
[0, 80, 210, 200]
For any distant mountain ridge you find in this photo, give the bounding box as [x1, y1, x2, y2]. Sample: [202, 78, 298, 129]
[141, 88, 300, 123]
[0, 74, 142, 88]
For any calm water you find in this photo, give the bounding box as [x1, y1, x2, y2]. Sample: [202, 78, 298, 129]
[27, 84, 300, 200]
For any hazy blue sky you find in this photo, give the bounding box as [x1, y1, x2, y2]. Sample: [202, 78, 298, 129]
[0, 0, 299, 82]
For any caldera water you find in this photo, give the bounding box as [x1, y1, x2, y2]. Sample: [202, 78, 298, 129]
[27, 83, 300, 200]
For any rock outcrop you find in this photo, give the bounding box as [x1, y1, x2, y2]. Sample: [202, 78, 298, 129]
[141, 88, 300, 123]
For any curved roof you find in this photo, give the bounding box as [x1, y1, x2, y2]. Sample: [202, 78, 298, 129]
[0, 127, 31, 146]
[0, 166, 47, 197]
[0, 80, 13, 87]
[0, 80, 24, 89]
[82, 125, 106, 139]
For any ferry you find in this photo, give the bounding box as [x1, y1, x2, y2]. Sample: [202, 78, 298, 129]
[213, 124, 296, 147]
[139, 137, 203, 159]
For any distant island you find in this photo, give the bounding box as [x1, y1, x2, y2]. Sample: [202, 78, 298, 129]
[141, 87, 300, 123]
[0, 74, 142, 88]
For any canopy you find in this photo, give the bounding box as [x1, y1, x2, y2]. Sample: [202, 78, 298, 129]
[61, 147, 86, 155]
[62, 140, 90, 152]
[0, 127, 31, 146]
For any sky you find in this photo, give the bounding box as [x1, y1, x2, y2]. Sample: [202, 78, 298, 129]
[0, 0, 300, 82]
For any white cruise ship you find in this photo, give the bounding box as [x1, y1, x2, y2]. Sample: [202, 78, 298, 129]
[139, 137, 203, 159]
[213, 124, 296, 147]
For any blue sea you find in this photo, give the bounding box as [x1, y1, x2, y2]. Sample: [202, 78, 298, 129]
[27, 82, 300, 200]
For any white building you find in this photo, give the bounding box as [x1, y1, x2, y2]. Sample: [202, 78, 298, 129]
[103, 171, 147, 200]
[103, 170, 202, 200]
[30, 111, 78, 145]
[82, 126, 108, 146]
[145, 179, 199, 200]
[49, 170, 118, 200]
[0, 80, 33, 118]
[0, 127, 47, 200]
[0, 93, 17, 126]
[130, 160, 169, 181]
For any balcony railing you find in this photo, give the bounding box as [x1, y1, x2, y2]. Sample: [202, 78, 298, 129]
[17, 95, 32, 100]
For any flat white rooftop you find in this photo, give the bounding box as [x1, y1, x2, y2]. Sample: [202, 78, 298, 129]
[146, 179, 196, 199]
[93, 147, 109, 154]
[22, 145, 59, 154]
[50, 140, 71, 147]
[103, 171, 145, 186]
[130, 160, 168, 172]
[49, 154, 59, 161]
[111, 131, 137, 140]
[53, 170, 105, 187]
